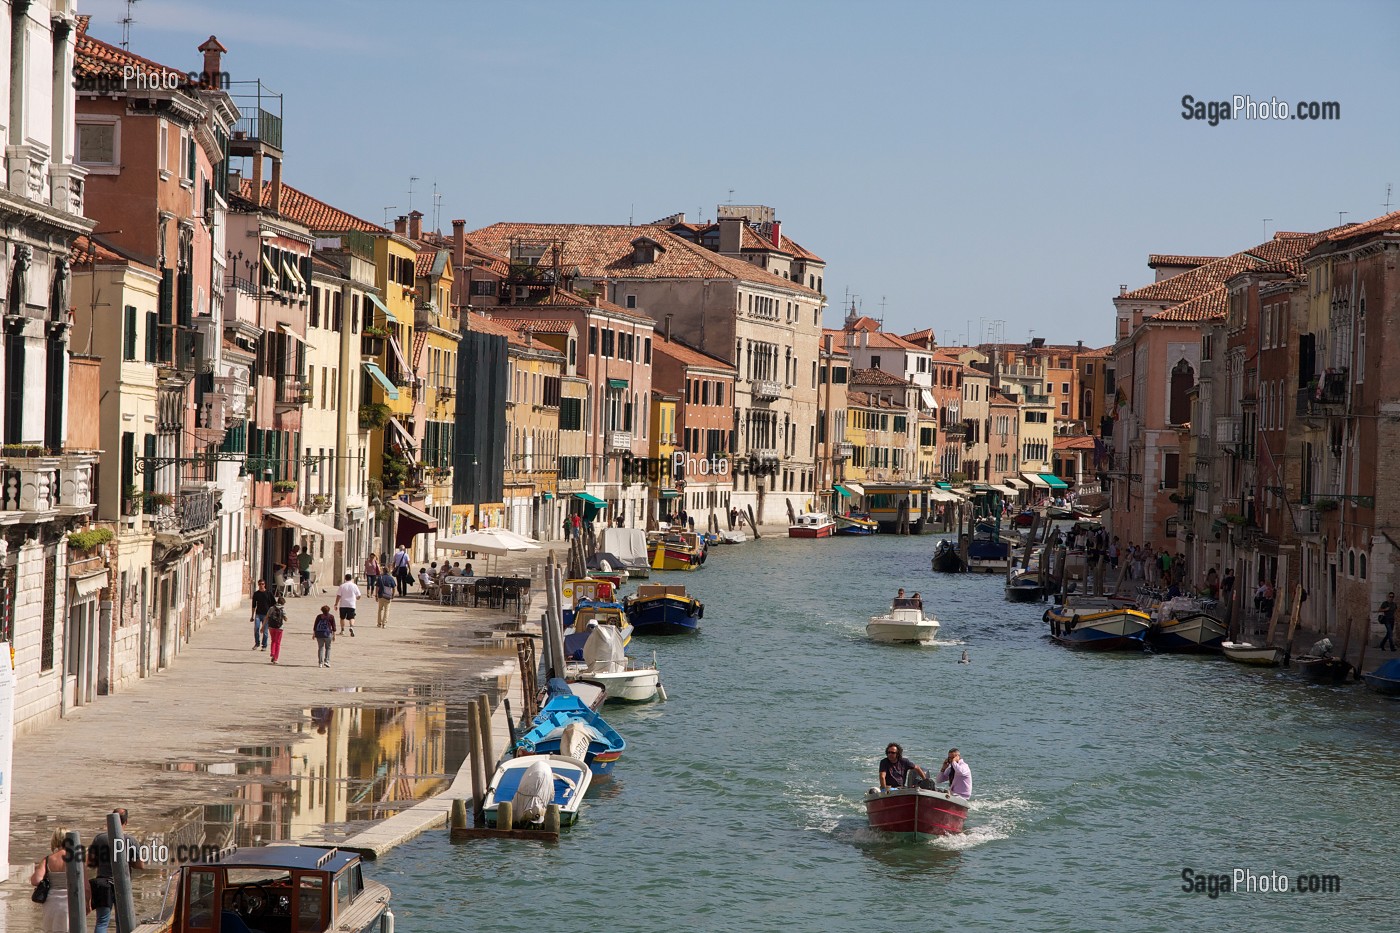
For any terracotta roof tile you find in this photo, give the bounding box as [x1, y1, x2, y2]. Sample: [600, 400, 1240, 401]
[70, 234, 132, 266]
[414, 248, 440, 279]
[237, 180, 384, 234]
[849, 367, 909, 387]
[1322, 210, 1400, 244]
[1121, 231, 1336, 305]
[466, 223, 823, 299]
[529, 288, 655, 322]
[1151, 286, 1227, 322]
[1055, 435, 1099, 450]
[465, 312, 529, 348]
[1147, 254, 1221, 269]
[843, 315, 883, 333]
[652, 338, 736, 372]
[74, 20, 200, 88]
[901, 328, 935, 344]
[493, 318, 577, 336]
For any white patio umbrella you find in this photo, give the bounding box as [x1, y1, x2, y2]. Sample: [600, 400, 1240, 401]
[434, 528, 539, 575]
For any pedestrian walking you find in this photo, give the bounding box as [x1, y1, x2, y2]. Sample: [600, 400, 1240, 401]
[376, 567, 396, 627]
[335, 572, 361, 636]
[1378, 591, 1397, 651]
[29, 827, 70, 932]
[297, 546, 314, 595]
[266, 596, 286, 663]
[251, 578, 272, 650]
[392, 544, 411, 596]
[313, 605, 336, 667]
[364, 552, 381, 582]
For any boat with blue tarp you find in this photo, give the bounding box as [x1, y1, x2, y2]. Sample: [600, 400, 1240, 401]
[1362, 658, 1400, 695]
[563, 600, 634, 659]
[516, 684, 626, 774]
[483, 754, 591, 828]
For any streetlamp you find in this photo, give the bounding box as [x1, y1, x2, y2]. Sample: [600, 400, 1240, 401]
[471, 454, 480, 530]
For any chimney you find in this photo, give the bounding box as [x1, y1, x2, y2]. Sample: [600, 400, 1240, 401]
[268, 156, 282, 215]
[197, 36, 226, 84]
[861, 331, 868, 349]
[1119, 285, 1127, 296]
[664, 313, 673, 342]
[1077, 339, 1084, 351]
[592, 292, 601, 308]
[718, 217, 744, 256]
[408, 210, 423, 241]
[771, 219, 782, 248]
[394, 215, 407, 235]
[452, 219, 466, 260]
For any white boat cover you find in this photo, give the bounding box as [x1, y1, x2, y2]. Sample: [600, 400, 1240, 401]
[559, 721, 593, 762]
[513, 758, 555, 824]
[583, 624, 627, 673]
[600, 527, 649, 567]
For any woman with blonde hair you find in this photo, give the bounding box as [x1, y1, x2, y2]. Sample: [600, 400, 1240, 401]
[29, 827, 70, 931]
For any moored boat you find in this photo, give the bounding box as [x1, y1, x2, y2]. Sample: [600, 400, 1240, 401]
[624, 583, 704, 635]
[1293, 654, 1355, 684]
[1221, 641, 1285, 666]
[562, 600, 634, 658]
[966, 520, 1011, 574]
[133, 845, 391, 933]
[564, 619, 663, 703]
[483, 754, 591, 828]
[931, 539, 965, 573]
[1045, 597, 1150, 650]
[834, 512, 879, 536]
[866, 596, 940, 645]
[789, 511, 836, 538]
[1004, 568, 1043, 602]
[863, 786, 969, 838]
[516, 692, 626, 775]
[1148, 598, 1226, 653]
[647, 530, 705, 570]
[1362, 658, 1400, 695]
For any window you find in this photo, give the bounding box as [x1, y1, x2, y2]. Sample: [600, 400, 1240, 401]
[716, 382, 724, 406]
[123, 306, 138, 361]
[1024, 411, 1047, 423]
[589, 325, 597, 355]
[871, 355, 882, 370]
[76, 121, 117, 167]
[158, 120, 169, 173]
[644, 337, 651, 364]
[626, 295, 637, 308]
[832, 367, 847, 385]
[1163, 452, 1179, 488]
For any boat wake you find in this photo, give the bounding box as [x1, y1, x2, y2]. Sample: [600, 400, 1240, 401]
[818, 792, 1034, 850]
[931, 637, 966, 647]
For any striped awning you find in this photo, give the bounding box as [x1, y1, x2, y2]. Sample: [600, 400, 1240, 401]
[1023, 473, 1050, 488]
[1003, 477, 1028, 489]
[842, 482, 865, 496]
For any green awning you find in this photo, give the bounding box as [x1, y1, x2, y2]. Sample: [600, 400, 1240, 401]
[660, 489, 681, 499]
[542, 492, 555, 500]
[368, 293, 396, 325]
[833, 485, 852, 498]
[1040, 473, 1069, 489]
[607, 378, 629, 390]
[574, 492, 606, 506]
[362, 362, 399, 400]
[971, 483, 992, 491]
[936, 481, 952, 490]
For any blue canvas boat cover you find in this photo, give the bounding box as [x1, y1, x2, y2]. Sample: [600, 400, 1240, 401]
[1370, 659, 1400, 680]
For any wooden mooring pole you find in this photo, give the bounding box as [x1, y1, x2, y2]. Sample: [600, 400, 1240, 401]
[109, 812, 138, 933]
[64, 830, 86, 933]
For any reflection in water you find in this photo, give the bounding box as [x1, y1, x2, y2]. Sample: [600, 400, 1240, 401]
[158, 694, 474, 857]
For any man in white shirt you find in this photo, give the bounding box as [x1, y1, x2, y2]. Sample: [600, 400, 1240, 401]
[335, 573, 362, 636]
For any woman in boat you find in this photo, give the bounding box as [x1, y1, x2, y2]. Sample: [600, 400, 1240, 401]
[879, 743, 929, 790]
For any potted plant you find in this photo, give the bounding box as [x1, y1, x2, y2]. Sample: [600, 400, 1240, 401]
[272, 480, 297, 493]
[359, 402, 391, 430]
[67, 527, 114, 554]
[1313, 497, 1339, 512]
[310, 493, 330, 509]
[361, 325, 387, 356]
[145, 492, 174, 508]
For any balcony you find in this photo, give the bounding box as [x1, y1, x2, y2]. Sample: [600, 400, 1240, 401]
[1023, 393, 1051, 406]
[943, 423, 968, 439]
[0, 453, 95, 518]
[751, 379, 782, 401]
[753, 448, 779, 462]
[151, 489, 219, 537]
[607, 431, 633, 451]
[229, 80, 284, 154]
[836, 442, 853, 461]
[1293, 507, 1320, 535]
[1216, 416, 1240, 444]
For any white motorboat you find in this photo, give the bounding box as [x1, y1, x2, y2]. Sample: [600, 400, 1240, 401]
[866, 597, 940, 645]
[1221, 640, 1284, 666]
[483, 753, 591, 827]
[565, 622, 663, 703]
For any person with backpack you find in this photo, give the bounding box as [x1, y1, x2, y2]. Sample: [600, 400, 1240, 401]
[266, 596, 287, 664]
[313, 605, 336, 668]
[376, 566, 397, 627]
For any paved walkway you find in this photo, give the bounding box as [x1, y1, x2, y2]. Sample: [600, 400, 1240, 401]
[0, 546, 562, 929]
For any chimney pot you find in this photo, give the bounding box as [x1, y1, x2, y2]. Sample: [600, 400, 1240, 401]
[394, 216, 407, 235]
[197, 36, 227, 83]
[1119, 284, 1128, 296]
[771, 219, 782, 248]
[408, 210, 423, 241]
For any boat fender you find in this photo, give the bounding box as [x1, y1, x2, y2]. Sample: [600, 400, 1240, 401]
[657, 681, 669, 702]
[686, 601, 698, 617]
[1042, 609, 1051, 624]
[1069, 614, 1079, 631]
[380, 908, 394, 933]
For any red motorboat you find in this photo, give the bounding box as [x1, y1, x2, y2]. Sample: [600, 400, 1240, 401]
[863, 786, 969, 838]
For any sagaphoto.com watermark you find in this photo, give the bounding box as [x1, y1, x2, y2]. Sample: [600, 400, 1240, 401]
[1181, 94, 1340, 126]
[1181, 867, 1342, 898]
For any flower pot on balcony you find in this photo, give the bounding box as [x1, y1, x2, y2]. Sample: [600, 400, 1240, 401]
[361, 335, 384, 357]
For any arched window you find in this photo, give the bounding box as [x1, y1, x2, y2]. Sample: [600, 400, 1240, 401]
[1169, 359, 1194, 426]
[1360, 552, 1368, 580]
[1348, 549, 1356, 577]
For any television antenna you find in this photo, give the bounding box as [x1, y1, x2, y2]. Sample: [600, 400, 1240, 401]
[120, 0, 140, 50]
[1262, 218, 1272, 239]
[382, 206, 397, 226]
[1384, 184, 1393, 212]
[1338, 211, 1349, 226]
[407, 176, 419, 214]
[432, 182, 443, 234]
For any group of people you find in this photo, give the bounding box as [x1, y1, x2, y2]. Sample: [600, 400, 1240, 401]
[29, 809, 140, 933]
[878, 744, 973, 799]
[893, 587, 924, 609]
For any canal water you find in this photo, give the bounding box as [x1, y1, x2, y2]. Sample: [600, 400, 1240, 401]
[369, 534, 1400, 931]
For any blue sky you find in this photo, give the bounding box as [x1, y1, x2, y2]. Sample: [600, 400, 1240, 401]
[82, 0, 1400, 345]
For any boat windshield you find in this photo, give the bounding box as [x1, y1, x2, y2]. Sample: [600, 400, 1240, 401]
[891, 598, 922, 609]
